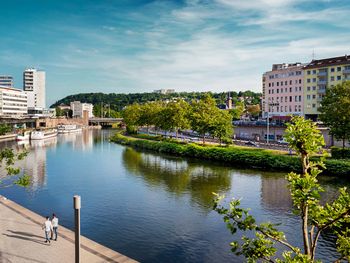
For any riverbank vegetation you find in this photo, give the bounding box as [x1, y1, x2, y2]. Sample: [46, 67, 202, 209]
[214, 116, 350, 262]
[110, 132, 350, 177]
[122, 95, 233, 144]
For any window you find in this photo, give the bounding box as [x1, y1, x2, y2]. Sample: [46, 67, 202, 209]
[307, 79, 311, 83]
[313, 86, 316, 91]
[337, 75, 341, 81]
[312, 94, 316, 99]
[331, 76, 334, 81]
[299, 87, 302, 91]
[299, 79, 302, 84]
[290, 96, 292, 102]
[290, 80, 292, 85]
[272, 89, 274, 94]
[307, 70, 311, 75]
[295, 105, 297, 112]
[298, 105, 301, 112]
[299, 95, 301, 101]
[312, 104, 316, 108]
[285, 106, 287, 111]
[289, 87, 292, 92]
[312, 78, 316, 82]
[268, 83, 271, 87]
[277, 82, 279, 86]
[295, 95, 298, 102]
[285, 88, 287, 92]
[313, 70, 316, 74]
[307, 87, 311, 91]
[268, 90, 271, 94]
[295, 87, 298, 92]
[337, 67, 341, 72]
[285, 81, 287, 85]
[307, 95, 311, 100]
[277, 88, 279, 93]
[331, 68, 335, 72]
[272, 83, 274, 87]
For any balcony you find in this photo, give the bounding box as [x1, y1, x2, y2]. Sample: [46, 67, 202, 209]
[343, 68, 350, 75]
[317, 80, 327, 85]
[317, 97, 324, 102]
[318, 87, 326, 94]
[317, 71, 328, 77]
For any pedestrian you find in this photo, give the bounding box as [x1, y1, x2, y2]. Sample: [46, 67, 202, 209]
[51, 213, 59, 241]
[42, 216, 52, 243]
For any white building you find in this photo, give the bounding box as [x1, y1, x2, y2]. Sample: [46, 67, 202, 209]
[70, 101, 93, 118]
[153, 89, 175, 94]
[23, 68, 46, 108]
[0, 75, 13, 88]
[0, 87, 28, 117]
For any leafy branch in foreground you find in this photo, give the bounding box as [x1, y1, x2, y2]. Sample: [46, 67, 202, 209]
[0, 148, 30, 188]
[214, 116, 350, 262]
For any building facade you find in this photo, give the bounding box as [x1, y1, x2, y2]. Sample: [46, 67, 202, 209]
[0, 87, 28, 117]
[0, 75, 13, 88]
[262, 63, 304, 118]
[23, 68, 46, 109]
[303, 55, 350, 120]
[70, 101, 93, 118]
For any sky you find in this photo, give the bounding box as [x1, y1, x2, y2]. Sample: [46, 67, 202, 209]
[1, 0, 350, 106]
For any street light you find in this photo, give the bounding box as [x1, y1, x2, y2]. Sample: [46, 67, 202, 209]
[266, 102, 279, 144]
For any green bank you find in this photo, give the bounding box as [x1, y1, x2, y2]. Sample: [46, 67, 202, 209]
[110, 133, 350, 177]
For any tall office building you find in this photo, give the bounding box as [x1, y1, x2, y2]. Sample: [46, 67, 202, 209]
[23, 68, 46, 108]
[0, 75, 13, 88]
[0, 87, 28, 116]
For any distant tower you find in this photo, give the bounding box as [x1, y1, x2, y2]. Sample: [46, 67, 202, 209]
[23, 68, 46, 108]
[226, 92, 233, 109]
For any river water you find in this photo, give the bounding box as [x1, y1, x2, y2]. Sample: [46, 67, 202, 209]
[0, 129, 348, 262]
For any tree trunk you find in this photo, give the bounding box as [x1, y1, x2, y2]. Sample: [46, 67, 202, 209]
[176, 129, 178, 139]
[203, 135, 205, 145]
[302, 205, 311, 256]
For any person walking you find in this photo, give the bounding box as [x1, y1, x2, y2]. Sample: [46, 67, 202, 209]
[51, 213, 59, 241]
[43, 216, 52, 243]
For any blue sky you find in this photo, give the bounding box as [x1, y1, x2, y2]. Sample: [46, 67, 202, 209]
[1, 0, 350, 106]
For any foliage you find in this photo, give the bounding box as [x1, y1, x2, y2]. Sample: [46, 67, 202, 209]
[55, 107, 64, 117]
[229, 101, 245, 120]
[110, 132, 350, 177]
[331, 146, 350, 159]
[211, 110, 233, 144]
[246, 104, 261, 118]
[213, 116, 350, 262]
[0, 124, 12, 136]
[0, 148, 30, 187]
[319, 81, 350, 149]
[122, 103, 142, 134]
[51, 91, 262, 110]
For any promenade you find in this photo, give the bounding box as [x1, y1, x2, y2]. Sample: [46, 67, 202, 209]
[0, 195, 138, 263]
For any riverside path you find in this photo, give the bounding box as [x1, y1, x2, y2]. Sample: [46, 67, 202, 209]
[0, 195, 138, 263]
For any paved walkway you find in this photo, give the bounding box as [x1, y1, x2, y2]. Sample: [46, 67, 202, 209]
[0, 195, 138, 263]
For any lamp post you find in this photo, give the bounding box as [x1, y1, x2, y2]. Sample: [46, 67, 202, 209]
[73, 195, 81, 263]
[266, 102, 279, 144]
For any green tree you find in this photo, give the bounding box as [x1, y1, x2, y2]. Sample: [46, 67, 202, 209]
[0, 149, 29, 187]
[162, 100, 191, 138]
[138, 101, 163, 133]
[210, 110, 233, 145]
[246, 104, 261, 118]
[55, 107, 64, 117]
[214, 116, 350, 262]
[189, 95, 218, 144]
[0, 124, 12, 136]
[229, 101, 245, 120]
[122, 103, 142, 134]
[319, 81, 350, 149]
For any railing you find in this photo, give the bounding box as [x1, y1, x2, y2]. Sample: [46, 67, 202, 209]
[343, 69, 350, 74]
[317, 80, 327, 85]
[317, 71, 328, 77]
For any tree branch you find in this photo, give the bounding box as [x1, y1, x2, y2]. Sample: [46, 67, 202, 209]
[258, 228, 299, 253]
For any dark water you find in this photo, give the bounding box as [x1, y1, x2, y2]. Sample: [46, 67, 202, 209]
[0, 130, 348, 263]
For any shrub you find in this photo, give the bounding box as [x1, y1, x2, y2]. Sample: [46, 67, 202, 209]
[331, 146, 350, 159]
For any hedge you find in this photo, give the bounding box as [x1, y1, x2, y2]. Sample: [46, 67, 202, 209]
[331, 147, 350, 159]
[110, 133, 350, 177]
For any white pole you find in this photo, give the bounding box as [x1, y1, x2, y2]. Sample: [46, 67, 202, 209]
[267, 110, 269, 144]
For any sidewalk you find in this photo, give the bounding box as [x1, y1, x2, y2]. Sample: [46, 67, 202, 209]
[0, 195, 138, 263]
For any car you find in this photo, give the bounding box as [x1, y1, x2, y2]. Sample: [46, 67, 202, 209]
[245, 141, 259, 147]
[277, 138, 289, 145]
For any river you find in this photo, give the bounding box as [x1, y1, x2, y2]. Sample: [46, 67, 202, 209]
[0, 129, 348, 262]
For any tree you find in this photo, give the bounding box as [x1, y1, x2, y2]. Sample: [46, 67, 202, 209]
[189, 95, 218, 144]
[214, 116, 350, 262]
[122, 103, 142, 134]
[210, 110, 233, 145]
[319, 81, 350, 149]
[0, 148, 29, 187]
[229, 101, 245, 120]
[55, 107, 64, 117]
[0, 124, 12, 136]
[246, 104, 261, 119]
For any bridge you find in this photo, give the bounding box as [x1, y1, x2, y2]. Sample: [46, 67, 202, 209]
[88, 117, 123, 127]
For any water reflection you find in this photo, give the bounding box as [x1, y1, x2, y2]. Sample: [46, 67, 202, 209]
[122, 148, 231, 210]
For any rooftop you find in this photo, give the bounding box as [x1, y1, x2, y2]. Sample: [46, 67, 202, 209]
[304, 55, 350, 69]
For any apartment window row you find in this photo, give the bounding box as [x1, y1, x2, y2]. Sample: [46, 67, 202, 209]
[307, 66, 347, 75]
[268, 86, 302, 94]
[269, 105, 302, 112]
[268, 95, 302, 102]
[268, 71, 302, 79]
[306, 104, 317, 109]
[268, 79, 302, 87]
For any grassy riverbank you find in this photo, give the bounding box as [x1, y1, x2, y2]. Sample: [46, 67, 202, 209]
[110, 133, 350, 177]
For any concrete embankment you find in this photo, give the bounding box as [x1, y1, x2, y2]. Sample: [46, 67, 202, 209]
[0, 195, 138, 263]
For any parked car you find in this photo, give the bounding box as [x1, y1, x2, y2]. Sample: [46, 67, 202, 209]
[245, 141, 259, 147]
[277, 138, 289, 145]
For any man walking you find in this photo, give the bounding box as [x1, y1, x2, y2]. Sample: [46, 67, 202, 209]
[43, 216, 52, 243]
[51, 213, 59, 241]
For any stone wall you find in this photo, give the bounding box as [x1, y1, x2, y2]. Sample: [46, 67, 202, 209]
[36, 117, 88, 129]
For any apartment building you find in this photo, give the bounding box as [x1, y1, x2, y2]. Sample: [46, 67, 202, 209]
[0, 75, 13, 88]
[0, 87, 28, 117]
[23, 68, 46, 108]
[262, 63, 304, 118]
[303, 55, 350, 120]
[70, 101, 93, 118]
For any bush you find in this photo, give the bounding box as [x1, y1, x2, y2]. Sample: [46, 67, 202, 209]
[110, 133, 350, 177]
[331, 146, 350, 159]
